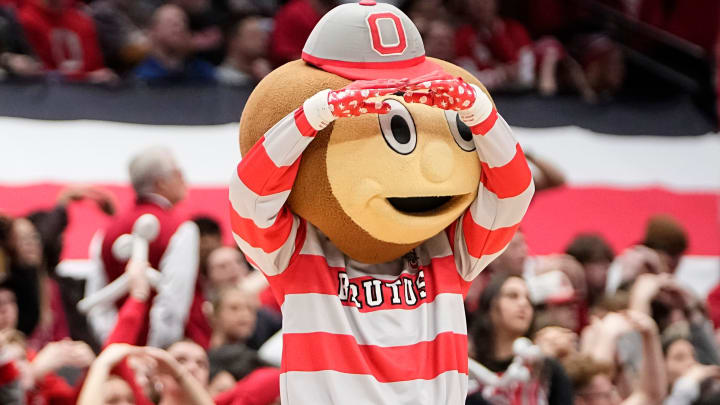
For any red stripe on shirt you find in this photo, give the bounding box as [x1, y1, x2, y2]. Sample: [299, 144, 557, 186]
[480, 143, 532, 199]
[230, 203, 294, 253]
[462, 212, 521, 258]
[293, 107, 316, 137]
[470, 108, 498, 135]
[282, 331, 468, 382]
[236, 140, 300, 196]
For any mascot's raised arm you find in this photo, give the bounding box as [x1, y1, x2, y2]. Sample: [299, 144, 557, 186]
[229, 1, 534, 403]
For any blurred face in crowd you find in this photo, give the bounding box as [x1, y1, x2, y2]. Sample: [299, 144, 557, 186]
[230, 17, 269, 60]
[491, 277, 533, 337]
[0, 289, 18, 331]
[174, 0, 210, 14]
[207, 247, 250, 289]
[42, 0, 69, 13]
[575, 374, 621, 405]
[665, 339, 697, 384]
[103, 376, 135, 405]
[167, 341, 210, 387]
[467, 0, 497, 27]
[155, 164, 187, 205]
[151, 5, 192, 57]
[656, 250, 681, 274]
[492, 232, 528, 276]
[216, 288, 258, 343]
[535, 301, 580, 332]
[199, 233, 222, 271]
[584, 259, 611, 293]
[585, 47, 625, 98]
[10, 218, 43, 267]
[423, 20, 455, 62]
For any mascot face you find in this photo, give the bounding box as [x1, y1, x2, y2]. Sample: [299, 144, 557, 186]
[239, 2, 487, 263]
[326, 94, 479, 244]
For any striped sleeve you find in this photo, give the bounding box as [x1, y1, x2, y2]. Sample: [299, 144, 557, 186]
[230, 106, 319, 276]
[450, 108, 535, 281]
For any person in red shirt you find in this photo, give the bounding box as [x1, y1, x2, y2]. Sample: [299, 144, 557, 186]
[269, 0, 336, 66]
[17, 0, 117, 81]
[0, 326, 95, 405]
[454, 0, 564, 93]
[89, 259, 277, 405]
[639, 0, 720, 54]
[84, 146, 202, 349]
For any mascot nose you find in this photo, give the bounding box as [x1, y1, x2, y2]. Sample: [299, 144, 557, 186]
[420, 141, 454, 183]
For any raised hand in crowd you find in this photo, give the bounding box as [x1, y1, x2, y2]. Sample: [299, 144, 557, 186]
[534, 325, 578, 361]
[127, 259, 152, 302]
[77, 343, 145, 405]
[145, 346, 214, 405]
[611, 245, 669, 291]
[57, 185, 117, 216]
[665, 357, 720, 404]
[0, 53, 43, 77]
[629, 273, 675, 315]
[580, 310, 667, 404]
[30, 339, 95, 381]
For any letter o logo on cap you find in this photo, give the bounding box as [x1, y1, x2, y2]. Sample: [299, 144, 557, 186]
[366, 12, 407, 56]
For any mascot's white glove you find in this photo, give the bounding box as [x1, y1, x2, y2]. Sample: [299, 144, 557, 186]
[302, 78, 409, 130]
[302, 73, 493, 131]
[402, 76, 493, 126]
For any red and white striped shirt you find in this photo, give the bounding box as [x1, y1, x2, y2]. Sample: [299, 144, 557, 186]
[230, 99, 534, 404]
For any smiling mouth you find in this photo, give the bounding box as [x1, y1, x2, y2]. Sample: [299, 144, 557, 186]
[387, 196, 454, 213]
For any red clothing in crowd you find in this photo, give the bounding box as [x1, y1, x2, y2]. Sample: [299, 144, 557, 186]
[526, 0, 580, 36]
[87, 196, 201, 348]
[639, 0, 720, 53]
[28, 278, 70, 351]
[26, 370, 76, 405]
[0, 0, 21, 8]
[3, 348, 76, 405]
[0, 361, 19, 387]
[104, 295, 154, 405]
[107, 296, 280, 405]
[17, 0, 105, 78]
[456, 20, 533, 70]
[214, 367, 281, 405]
[269, 0, 323, 66]
[98, 198, 183, 346]
[185, 281, 213, 349]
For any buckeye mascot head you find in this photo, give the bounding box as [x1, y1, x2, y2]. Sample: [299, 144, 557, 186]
[239, 0, 497, 264]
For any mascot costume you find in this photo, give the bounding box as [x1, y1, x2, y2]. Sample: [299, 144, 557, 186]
[229, 1, 535, 403]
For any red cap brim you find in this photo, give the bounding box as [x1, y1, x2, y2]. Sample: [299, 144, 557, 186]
[302, 52, 448, 81]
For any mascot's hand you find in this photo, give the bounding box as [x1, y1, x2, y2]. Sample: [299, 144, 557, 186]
[403, 77, 493, 127]
[328, 78, 409, 117]
[303, 78, 408, 130]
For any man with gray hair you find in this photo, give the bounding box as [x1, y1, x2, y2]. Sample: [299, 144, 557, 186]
[85, 146, 201, 348]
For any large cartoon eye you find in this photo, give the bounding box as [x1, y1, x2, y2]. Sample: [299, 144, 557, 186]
[379, 99, 417, 155]
[444, 110, 475, 152]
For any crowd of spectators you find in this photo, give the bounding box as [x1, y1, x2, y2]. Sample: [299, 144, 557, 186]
[0, 0, 715, 106]
[0, 142, 718, 405]
[0, 147, 284, 404]
[1, 1, 719, 404]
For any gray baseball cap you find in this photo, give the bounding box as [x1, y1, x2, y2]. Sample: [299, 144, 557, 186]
[301, 0, 447, 80]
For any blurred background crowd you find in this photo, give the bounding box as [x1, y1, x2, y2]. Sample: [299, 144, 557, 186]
[0, 0, 718, 122]
[1, 145, 718, 405]
[0, 0, 719, 404]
